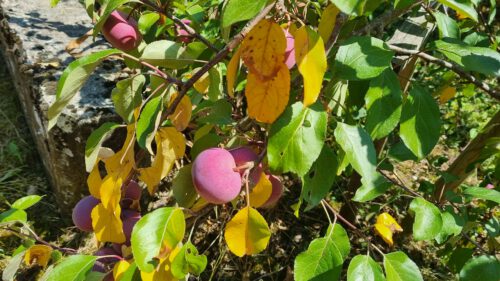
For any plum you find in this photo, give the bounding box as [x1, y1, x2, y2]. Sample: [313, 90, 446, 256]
[121, 210, 141, 245]
[95, 247, 121, 264]
[192, 148, 242, 204]
[121, 180, 142, 209]
[284, 30, 295, 69]
[102, 10, 142, 51]
[175, 19, 192, 43]
[72, 196, 100, 232]
[229, 146, 262, 185]
[261, 174, 283, 208]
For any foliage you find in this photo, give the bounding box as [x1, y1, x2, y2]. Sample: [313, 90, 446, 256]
[1, 0, 499, 280]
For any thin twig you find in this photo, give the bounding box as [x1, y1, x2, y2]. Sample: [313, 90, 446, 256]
[119, 53, 183, 86]
[387, 44, 500, 100]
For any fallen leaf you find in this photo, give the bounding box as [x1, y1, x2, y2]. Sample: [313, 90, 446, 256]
[374, 212, 403, 246]
[24, 245, 53, 268]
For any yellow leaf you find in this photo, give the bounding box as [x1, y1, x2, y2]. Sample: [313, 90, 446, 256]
[168, 93, 192, 131]
[249, 172, 272, 208]
[140, 247, 180, 281]
[226, 47, 241, 98]
[295, 26, 327, 107]
[193, 70, 210, 94]
[245, 63, 290, 123]
[139, 127, 185, 194]
[224, 206, 271, 257]
[318, 4, 340, 43]
[438, 86, 456, 104]
[87, 163, 102, 199]
[100, 174, 123, 210]
[241, 19, 287, 80]
[113, 260, 130, 280]
[374, 212, 403, 246]
[24, 245, 52, 268]
[91, 203, 126, 243]
[105, 124, 136, 180]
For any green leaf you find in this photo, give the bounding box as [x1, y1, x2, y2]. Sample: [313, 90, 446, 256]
[437, 0, 478, 22]
[131, 207, 185, 273]
[347, 254, 386, 281]
[50, 0, 61, 7]
[0, 209, 27, 223]
[84, 122, 121, 172]
[138, 12, 160, 34]
[172, 164, 197, 208]
[433, 38, 500, 77]
[43, 255, 96, 281]
[195, 100, 233, 125]
[409, 198, 443, 241]
[136, 94, 163, 153]
[448, 248, 474, 273]
[119, 261, 141, 281]
[268, 102, 327, 177]
[383, 252, 423, 281]
[435, 207, 464, 244]
[334, 36, 394, 80]
[388, 141, 418, 162]
[93, 0, 138, 36]
[208, 64, 223, 101]
[190, 133, 223, 159]
[302, 146, 338, 211]
[84, 0, 96, 20]
[400, 86, 441, 159]
[334, 123, 389, 202]
[294, 224, 350, 281]
[462, 186, 500, 204]
[333, 0, 384, 16]
[433, 11, 460, 39]
[365, 69, 402, 140]
[1, 250, 26, 281]
[394, 0, 414, 9]
[48, 49, 122, 130]
[221, 0, 268, 28]
[171, 241, 207, 279]
[141, 40, 203, 69]
[459, 255, 500, 281]
[11, 195, 42, 210]
[112, 75, 145, 124]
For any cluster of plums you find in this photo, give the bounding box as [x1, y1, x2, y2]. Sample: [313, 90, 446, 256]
[192, 147, 283, 207]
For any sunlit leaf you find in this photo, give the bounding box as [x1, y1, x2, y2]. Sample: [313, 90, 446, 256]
[459, 255, 500, 281]
[224, 206, 271, 257]
[245, 63, 290, 123]
[240, 19, 286, 79]
[347, 254, 386, 281]
[222, 0, 268, 28]
[139, 127, 185, 194]
[111, 75, 145, 124]
[249, 172, 272, 208]
[383, 252, 423, 281]
[374, 212, 403, 246]
[112, 260, 130, 280]
[140, 247, 180, 281]
[91, 203, 125, 243]
[172, 164, 198, 208]
[84, 122, 121, 172]
[131, 207, 185, 272]
[226, 47, 241, 98]
[171, 241, 207, 278]
[409, 198, 443, 241]
[318, 4, 340, 43]
[295, 26, 327, 107]
[42, 255, 96, 281]
[11, 195, 42, 210]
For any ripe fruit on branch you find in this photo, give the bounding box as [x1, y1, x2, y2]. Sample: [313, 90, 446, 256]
[261, 174, 283, 208]
[175, 19, 192, 43]
[72, 196, 100, 232]
[192, 148, 242, 204]
[121, 180, 141, 209]
[102, 10, 142, 51]
[284, 30, 295, 69]
[121, 210, 141, 245]
[229, 146, 262, 185]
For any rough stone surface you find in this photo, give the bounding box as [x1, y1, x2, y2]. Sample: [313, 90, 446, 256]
[0, 0, 122, 211]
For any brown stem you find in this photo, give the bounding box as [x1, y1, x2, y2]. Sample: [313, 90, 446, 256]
[120, 53, 183, 86]
[387, 44, 500, 100]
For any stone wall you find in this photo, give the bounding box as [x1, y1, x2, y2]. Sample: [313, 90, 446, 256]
[0, 0, 120, 212]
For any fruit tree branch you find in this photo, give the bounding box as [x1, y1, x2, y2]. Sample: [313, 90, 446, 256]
[388, 44, 500, 100]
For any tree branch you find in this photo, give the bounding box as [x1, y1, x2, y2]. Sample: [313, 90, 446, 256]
[387, 44, 500, 100]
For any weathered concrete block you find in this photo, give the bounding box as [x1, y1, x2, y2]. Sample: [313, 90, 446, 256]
[0, 0, 121, 211]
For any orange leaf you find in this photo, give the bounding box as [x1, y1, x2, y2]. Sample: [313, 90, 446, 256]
[91, 203, 125, 243]
[241, 19, 287, 80]
[245, 63, 290, 123]
[168, 93, 192, 131]
[438, 86, 456, 104]
[226, 47, 241, 98]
